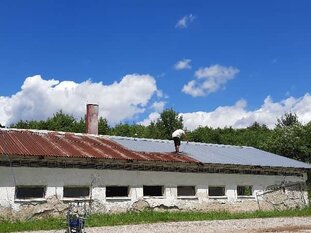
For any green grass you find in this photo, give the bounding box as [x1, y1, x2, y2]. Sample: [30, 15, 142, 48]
[0, 217, 65, 233]
[1, 207, 311, 233]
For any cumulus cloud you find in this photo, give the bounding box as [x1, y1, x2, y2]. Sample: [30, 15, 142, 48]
[175, 14, 195, 29]
[152, 101, 166, 112]
[138, 112, 161, 126]
[138, 101, 166, 126]
[174, 59, 192, 70]
[181, 94, 311, 130]
[0, 74, 159, 126]
[182, 64, 240, 97]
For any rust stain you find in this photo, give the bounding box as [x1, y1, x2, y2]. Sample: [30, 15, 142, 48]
[0, 129, 198, 164]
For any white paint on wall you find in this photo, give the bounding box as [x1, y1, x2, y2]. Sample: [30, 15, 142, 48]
[0, 166, 306, 211]
[226, 184, 236, 202]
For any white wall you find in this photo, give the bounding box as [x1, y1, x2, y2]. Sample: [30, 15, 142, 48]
[0, 166, 306, 211]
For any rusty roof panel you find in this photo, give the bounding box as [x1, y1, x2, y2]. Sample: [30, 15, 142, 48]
[0, 129, 198, 164]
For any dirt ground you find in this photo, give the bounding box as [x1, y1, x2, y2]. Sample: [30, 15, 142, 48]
[16, 216, 311, 233]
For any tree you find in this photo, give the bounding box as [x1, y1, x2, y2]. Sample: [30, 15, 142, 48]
[145, 122, 162, 139]
[45, 110, 76, 132]
[111, 123, 132, 137]
[189, 126, 221, 144]
[276, 112, 299, 128]
[266, 113, 310, 162]
[247, 121, 268, 130]
[156, 109, 183, 139]
[11, 120, 28, 129]
[11, 119, 47, 130]
[129, 124, 147, 138]
[267, 124, 308, 161]
[72, 118, 86, 133]
[98, 117, 110, 135]
[242, 122, 270, 149]
[302, 122, 311, 163]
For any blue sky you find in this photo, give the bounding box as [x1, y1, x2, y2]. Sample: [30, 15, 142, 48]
[0, 0, 311, 129]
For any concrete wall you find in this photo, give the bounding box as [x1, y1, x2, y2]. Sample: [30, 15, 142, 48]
[0, 166, 308, 218]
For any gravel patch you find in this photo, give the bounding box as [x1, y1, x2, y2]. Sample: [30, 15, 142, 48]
[16, 217, 311, 233]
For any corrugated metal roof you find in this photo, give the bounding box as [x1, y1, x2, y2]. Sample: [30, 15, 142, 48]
[109, 136, 311, 169]
[1, 129, 310, 170]
[0, 129, 197, 163]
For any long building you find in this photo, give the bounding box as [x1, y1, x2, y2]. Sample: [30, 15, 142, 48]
[0, 105, 310, 219]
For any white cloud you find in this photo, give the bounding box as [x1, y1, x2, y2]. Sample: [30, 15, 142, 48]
[182, 64, 240, 97]
[0, 74, 158, 126]
[156, 90, 164, 98]
[174, 59, 192, 70]
[175, 14, 195, 29]
[181, 94, 311, 130]
[138, 101, 166, 126]
[152, 101, 166, 112]
[182, 80, 205, 97]
[138, 112, 161, 126]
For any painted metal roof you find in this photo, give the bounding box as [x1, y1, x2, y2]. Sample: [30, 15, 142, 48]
[109, 136, 311, 169]
[0, 129, 197, 163]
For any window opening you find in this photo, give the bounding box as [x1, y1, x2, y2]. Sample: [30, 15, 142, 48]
[15, 186, 45, 199]
[143, 185, 163, 196]
[63, 186, 90, 198]
[177, 186, 196, 196]
[106, 186, 129, 197]
[237, 185, 253, 196]
[208, 186, 225, 196]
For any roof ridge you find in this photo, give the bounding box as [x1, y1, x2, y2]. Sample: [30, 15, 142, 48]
[107, 135, 253, 149]
[0, 128, 111, 139]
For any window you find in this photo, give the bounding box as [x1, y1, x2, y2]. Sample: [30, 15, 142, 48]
[208, 186, 225, 196]
[237, 186, 253, 196]
[143, 185, 163, 196]
[15, 186, 45, 199]
[177, 186, 196, 196]
[106, 186, 129, 197]
[63, 187, 90, 198]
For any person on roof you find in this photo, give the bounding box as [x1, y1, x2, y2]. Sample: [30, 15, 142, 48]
[172, 129, 187, 154]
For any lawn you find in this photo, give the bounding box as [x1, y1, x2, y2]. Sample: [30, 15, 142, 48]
[1, 207, 311, 233]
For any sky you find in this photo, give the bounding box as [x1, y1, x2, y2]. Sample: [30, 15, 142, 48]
[0, 0, 311, 130]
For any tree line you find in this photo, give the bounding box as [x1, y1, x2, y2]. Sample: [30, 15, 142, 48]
[10, 109, 311, 163]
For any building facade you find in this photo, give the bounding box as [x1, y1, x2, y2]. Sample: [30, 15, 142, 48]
[0, 128, 310, 220]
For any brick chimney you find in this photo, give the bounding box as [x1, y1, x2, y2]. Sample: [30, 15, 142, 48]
[86, 104, 99, 135]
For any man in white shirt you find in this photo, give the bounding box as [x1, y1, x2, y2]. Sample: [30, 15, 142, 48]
[172, 129, 187, 154]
